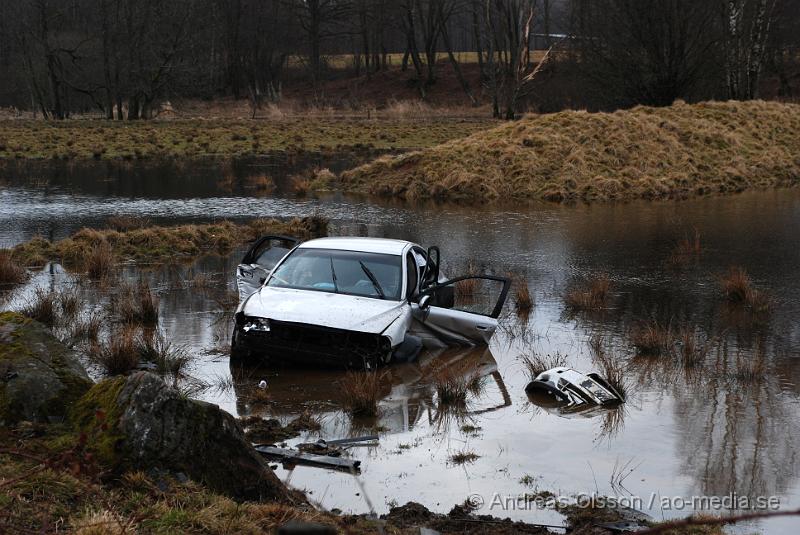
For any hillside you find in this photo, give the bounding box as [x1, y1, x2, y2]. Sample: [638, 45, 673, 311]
[339, 100, 800, 203]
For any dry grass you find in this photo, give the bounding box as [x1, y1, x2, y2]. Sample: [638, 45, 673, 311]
[513, 276, 534, 314]
[592, 352, 628, 401]
[449, 450, 480, 465]
[71, 312, 103, 342]
[106, 216, 151, 232]
[243, 174, 275, 193]
[720, 266, 771, 311]
[630, 320, 673, 356]
[341, 100, 800, 203]
[136, 331, 192, 383]
[85, 241, 114, 280]
[734, 353, 766, 383]
[564, 274, 611, 311]
[0, 251, 27, 285]
[92, 326, 140, 375]
[340, 371, 381, 417]
[114, 282, 159, 326]
[57, 289, 82, 320]
[290, 175, 311, 197]
[668, 227, 702, 266]
[0, 117, 493, 160]
[10, 217, 327, 268]
[521, 351, 568, 380]
[431, 363, 482, 407]
[21, 288, 58, 327]
[677, 328, 714, 369]
[454, 262, 479, 300]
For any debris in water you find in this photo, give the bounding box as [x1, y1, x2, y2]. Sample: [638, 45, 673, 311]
[258, 379, 268, 389]
[255, 445, 361, 473]
[525, 366, 624, 416]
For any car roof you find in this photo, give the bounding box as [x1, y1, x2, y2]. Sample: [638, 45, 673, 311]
[298, 237, 412, 255]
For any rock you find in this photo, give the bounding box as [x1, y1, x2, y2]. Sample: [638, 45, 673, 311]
[71, 371, 301, 503]
[0, 312, 92, 425]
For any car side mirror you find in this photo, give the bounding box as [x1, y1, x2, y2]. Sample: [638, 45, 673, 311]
[418, 294, 432, 310]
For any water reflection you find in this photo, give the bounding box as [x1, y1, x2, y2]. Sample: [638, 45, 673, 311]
[1, 159, 800, 530]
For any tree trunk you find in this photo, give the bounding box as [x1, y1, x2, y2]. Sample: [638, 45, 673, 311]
[441, 21, 477, 105]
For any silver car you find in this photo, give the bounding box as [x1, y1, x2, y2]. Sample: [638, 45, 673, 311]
[232, 236, 510, 368]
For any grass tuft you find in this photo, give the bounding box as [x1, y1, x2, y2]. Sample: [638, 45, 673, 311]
[521, 352, 567, 380]
[592, 352, 628, 401]
[114, 282, 159, 326]
[432, 363, 481, 407]
[92, 326, 140, 375]
[630, 320, 673, 356]
[340, 371, 381, 417]
[719, 266, 771, 312]
[22, 288, 58, 327]
[449, 450, 480, 465]
[565, 274, 611, 311]
[85, 241, 114, 280]
[513, 275, 534, 314]
[106, 216, 151, 232]
[136, 331, 192, 383]
[0, 251, 27, 285]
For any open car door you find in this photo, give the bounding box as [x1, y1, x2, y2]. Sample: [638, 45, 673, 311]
[236, 235, 298, 301]
[411, 274, 510, 346]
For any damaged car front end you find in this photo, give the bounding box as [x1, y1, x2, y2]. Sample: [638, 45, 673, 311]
[232, 237, 510, 368]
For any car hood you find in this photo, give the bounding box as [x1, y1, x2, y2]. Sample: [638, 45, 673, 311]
[243, 286, 407, 334]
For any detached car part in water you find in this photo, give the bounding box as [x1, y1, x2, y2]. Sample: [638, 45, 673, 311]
[525, 367, 624, 415]
[233, 236, 510, 368]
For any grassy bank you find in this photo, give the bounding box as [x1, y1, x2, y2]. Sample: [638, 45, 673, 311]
[0, 116, 495, 160]
[339, 100, 800, 203]
[8, 217, 326, 269]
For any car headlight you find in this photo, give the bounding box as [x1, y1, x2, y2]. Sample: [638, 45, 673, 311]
[242, 317, 270, 333]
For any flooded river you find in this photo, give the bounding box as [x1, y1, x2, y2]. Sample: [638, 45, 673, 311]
[2, 159, 799, 533]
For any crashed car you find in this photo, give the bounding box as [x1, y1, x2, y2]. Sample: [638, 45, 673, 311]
[525, 367, 624, 416]
[232, 236, 510, 368]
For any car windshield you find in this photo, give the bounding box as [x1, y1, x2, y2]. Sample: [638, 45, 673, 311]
[266, 248, 403, 301]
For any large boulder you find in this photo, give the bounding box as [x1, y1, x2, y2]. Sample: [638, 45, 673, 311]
[0, 312, 92, 425]
[72, 371, 300, 503]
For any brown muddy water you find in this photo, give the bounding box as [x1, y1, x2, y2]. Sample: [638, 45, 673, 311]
[1, 159, 799, 533]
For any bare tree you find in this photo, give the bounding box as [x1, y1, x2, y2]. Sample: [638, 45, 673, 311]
[721, 0, 780, 99]
[482, 0, 548, 119]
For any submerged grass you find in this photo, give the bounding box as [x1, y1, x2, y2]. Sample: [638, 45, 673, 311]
[7, 216, 327, 268]
[113, 281, 159, 326]
[512, 275, 534, 315]
[21, 287, 59, 327]
[431, 362, 483, 407]
[719, 266, 771, 312]
[564, 273, 611, 311]
[340, 371, 382, 417]
[630, 320, 674, 357]
[341, 100, 800, 203]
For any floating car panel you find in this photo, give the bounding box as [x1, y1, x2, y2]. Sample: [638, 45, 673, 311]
[525, 366, 624, 413]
